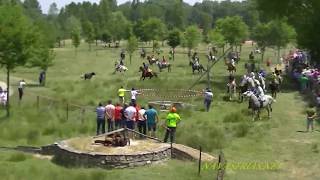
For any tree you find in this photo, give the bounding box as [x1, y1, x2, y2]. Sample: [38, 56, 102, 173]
[109, 11, 131, 44]
[143, 18, 167, 52]
[255, 0, 320, 61]
[183, 25, 202, 58]
[82, 21, 95, 51]
[48, 2, 58, 16]
[167, 29, 181, 61]
[207, 29, 226, 53]
[101, 31, 112, 45]
[71, 27, 81, 55]
[215, 16, 249, 49]
[268, 19, 296, 63]
[0, 5, 46, 117]
[126, 36, 139, 64]
[251, 23, 272, 62]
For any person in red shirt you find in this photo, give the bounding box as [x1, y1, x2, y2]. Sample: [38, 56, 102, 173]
[114, 103, 123, 129]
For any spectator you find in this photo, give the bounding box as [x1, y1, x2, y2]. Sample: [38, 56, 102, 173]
[114, 103, 123, 129]
[131, 88, 140, 104]
[18, 80, 26, 101]
[118, 86, 127, 104]
[144, 104, 159, 137]
[120, 104, 128, 128]
[306, 108, 317, 132]
[164, 107, 181, 143]
[125, 103, 137, 138]
[299, 74, 308, 92]
[96, 103, 106, 135]
[105, 100, 115, 132]
[137, 106, 146, 138]
[204, 88, 213, 112]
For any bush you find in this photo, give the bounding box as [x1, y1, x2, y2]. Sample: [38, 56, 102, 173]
[233, 122, 251, 137]
[223, 112, 246, 123]
[27, 130, 40, 144]
[7, 153, 27, 162]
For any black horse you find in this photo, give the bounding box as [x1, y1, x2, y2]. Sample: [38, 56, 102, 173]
[190, 61, 206, 74]
[81, 72, 96, 80]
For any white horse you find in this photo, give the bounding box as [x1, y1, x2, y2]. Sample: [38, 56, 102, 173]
[115, 64, 128, 73]
[243, 91, 276, 120]
[227, 81, 237, 101]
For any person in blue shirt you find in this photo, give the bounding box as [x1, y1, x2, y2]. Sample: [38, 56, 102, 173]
[144, 104, 159, 137]
[96, 102, 106, 135]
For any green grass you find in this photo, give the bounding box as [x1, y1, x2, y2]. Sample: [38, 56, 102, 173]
[0, 41, 319, 179]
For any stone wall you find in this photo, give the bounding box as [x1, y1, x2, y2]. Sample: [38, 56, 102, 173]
[41, 143, 171, 169]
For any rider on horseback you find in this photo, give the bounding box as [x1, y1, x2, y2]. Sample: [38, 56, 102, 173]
[255, 81, 265, 108]
[143, 62, 152, 76]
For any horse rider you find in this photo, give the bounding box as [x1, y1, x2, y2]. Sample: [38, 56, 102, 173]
[142, 62, 151, 76]
[230, 58, 236, 68]
[120, 50, 125, 60]
[161, 56, 167, 65]
[257, 73, 266, 92]
[254, 81, 265, 108]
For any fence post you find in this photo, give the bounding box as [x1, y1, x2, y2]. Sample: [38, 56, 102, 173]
[198, 146, 202, 176]
[216, 151, 226, 180]
[36, 96, 40, 110]
[81, 108, 85, 124]
[170, 141, 173, 159]
[66, 103, 69, 120]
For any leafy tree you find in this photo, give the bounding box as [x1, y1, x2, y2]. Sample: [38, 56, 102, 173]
[126, 36, 139, 64]
[82, 21, 95, 51]
[0, 5, 47, 117]
[251, 23, 272, 62]
[207, 29, 226, 53]
[256, 0, 320, 61]
[142, 18, 167, 52]
[48, 2, 58, 16]
[215, 16, 249, 49]
[109, 11, 131, 43]
[167, 29, 181, 60]
[183, 25, 202, 58]
[101, 31, 112, 45]
[268, 19, 296, 63]
[71, 27, 81, 55]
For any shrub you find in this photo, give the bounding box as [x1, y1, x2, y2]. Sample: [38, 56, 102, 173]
[233, 122, 251, 137]
[223, 112, 246, 123]
[7, 153, 27, 162]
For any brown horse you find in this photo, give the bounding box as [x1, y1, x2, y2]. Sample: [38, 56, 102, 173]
[227, 63, 236, 74]
[139, 66, 157, 80]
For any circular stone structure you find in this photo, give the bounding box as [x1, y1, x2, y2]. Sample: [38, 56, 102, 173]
[47, 137, 171, 169]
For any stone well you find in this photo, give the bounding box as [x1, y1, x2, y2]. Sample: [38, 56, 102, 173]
[41, 137, 171, 169]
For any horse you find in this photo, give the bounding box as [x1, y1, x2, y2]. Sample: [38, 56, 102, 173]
[190, 61, 206, 74]
[81, 72, 96, 80]
[227, 81, 237, 101]
[147, 56, 157, 65]
[115, 63, 128, 73]
[139, 66, 157, 80]
[227, 63, 236, 75]
[243, 91, 276, 120]
[156, 61, 171, 72]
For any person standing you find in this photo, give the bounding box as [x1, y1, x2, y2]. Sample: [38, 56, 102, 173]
[105, 100, 115, 132]
[204, 88, 213, 112]
[131, 88, 140, 104]
[18, 80, 26, 101]
[164, 107, 181, 143]
[114, 103, 123, 129]
[125, 103, 137, 138]
[306, 108, 317, 132]
[96, 103, 106, 135]
[137, 106, 147, 138]
[118, 86, 127, 104]
[144, 104, 159, 137]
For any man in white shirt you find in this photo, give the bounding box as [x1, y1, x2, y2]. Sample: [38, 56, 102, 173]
[18, 80, 26, 101]
[204, 88, 213, 112]
[105, 100, 115, 132]
[131, 88, 140, 104]
[137, 106, 146, 138]
[125, 103, 137, 139]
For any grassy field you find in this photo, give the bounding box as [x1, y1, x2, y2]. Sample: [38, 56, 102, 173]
[0, 40, 319, 180]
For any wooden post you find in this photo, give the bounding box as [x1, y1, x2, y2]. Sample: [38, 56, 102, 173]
[80, 108, 85, 124]
[170, 141, 173, 159]
[216, 151, 226, 180]
[66, 103, 69, 120]
[198, 146, 202, 176]
[36, 96, 40, 110]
